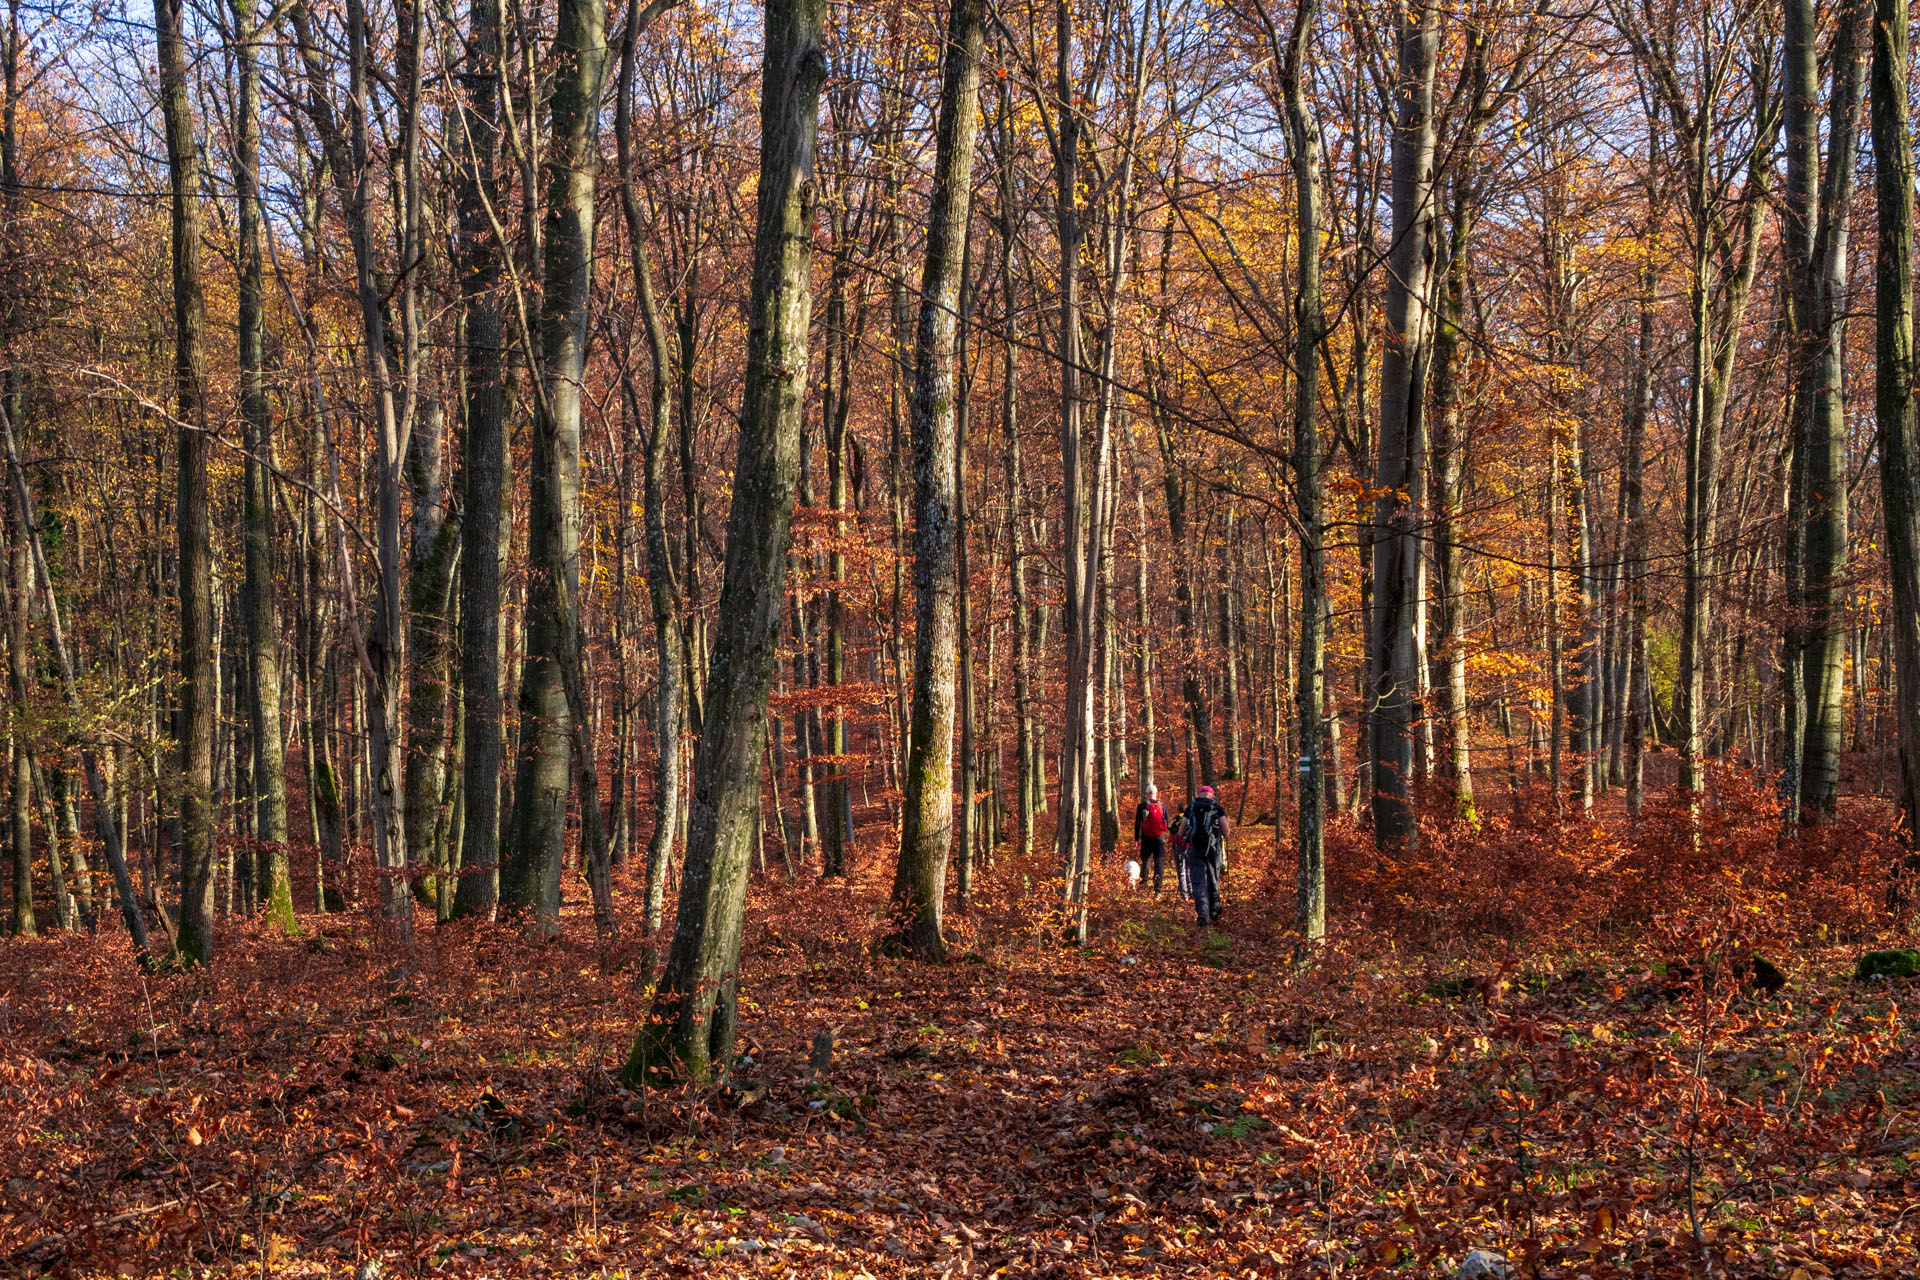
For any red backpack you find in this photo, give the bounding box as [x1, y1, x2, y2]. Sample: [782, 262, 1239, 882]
[1141, 801, 1167, 838]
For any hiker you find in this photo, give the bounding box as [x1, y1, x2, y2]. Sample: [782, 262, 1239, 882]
[1182, 785, 1231, 927]
[1133, 784, 1169, 892]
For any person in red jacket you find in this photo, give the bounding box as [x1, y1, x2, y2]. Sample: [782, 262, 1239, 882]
[1133, 784, 1169, 892]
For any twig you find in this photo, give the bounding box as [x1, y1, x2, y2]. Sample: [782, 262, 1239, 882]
[9, 1200, 184, 1262]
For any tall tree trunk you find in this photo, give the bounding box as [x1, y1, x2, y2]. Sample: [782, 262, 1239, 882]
[1872, 0, 1920, 839]
[1134, 486, 1155, 790]
[616, 3, 684, 935]
[1428, 102, 1478, 826]
[627, 0, 824, 1083]
[1053, 0, 1095, 927]
[1784, 0, 1866, 823]
[1281, 0, 1326, 942]
[231, 0, 293, 930]
[1370, 0, 1437, 850]
[893, 0, 983, 962]
[504, 0, 621, 926]
[998, 78, 1036, 858]
[955, 251, 978, 910]
[157, 0, 216, 962]
[452, 0, 506, 920]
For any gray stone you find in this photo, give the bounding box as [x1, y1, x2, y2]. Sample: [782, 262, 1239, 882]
[1457, 1250, 1511, 1280]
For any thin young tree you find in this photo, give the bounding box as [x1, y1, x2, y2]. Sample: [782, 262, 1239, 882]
[615, 0, 687, 936]
[1273, 0, 1328, 939]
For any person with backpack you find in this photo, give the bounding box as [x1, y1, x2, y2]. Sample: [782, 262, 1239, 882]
[1182, 785, 1231, 927]
[1133, 784, 1169, 892]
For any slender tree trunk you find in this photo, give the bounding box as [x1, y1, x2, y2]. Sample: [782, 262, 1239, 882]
[1428, 117, 1478, 826]
[616, 7, 684, 934]
[1135, 487, 1155, 790]
[1625, 247, 1653, 821]
[998, 79, 1036, 858]
[893, 0, 983, 961]
[1053, 0, 1094, 922]
[5, 499, 32, 937]
[452, 0, 505, 920]
[504, 0, 621, 927]
[628, 0, 825, 1083]
[231, 0, 293, 930]
[955, 255, 977, 911]
[157, 0, 216, 962]
[1282, 0, 1326, 942]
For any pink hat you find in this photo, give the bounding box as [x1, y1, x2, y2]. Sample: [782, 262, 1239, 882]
[1198, 785, 1215, 798]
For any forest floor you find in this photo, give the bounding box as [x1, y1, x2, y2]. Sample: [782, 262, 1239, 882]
[3, 780, 1918, 1278]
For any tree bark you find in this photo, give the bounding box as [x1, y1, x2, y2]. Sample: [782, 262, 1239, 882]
[157, 0, 217, 963]
[615, 2, 685, 936]
[5, 495, 32, 937]
[1784, 0, 1866, 823]
[1370, 0, 1438, 850]
[1281, 0, 1326, 942]
[231, 0, 293, 931]
[626, 0, 824, 1083]
[1872, 0, 1920, 839]
[892, 0, 984, 962]
[504, 0, 620, 927]
[406, 401, 460, 918]
[451, 0, 506, 921]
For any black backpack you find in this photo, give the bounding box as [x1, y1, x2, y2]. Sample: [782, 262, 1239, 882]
[1189, 799, 1225, 858]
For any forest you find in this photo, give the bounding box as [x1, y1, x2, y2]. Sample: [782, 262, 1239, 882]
[1, 0, 1918, 1272]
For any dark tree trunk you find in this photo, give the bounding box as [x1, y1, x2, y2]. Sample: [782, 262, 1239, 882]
[1872, 0, 1920, 838]
[157, 0, 216, 963]
[452, 0, 506, 921]
[231, 0, 293, 930]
